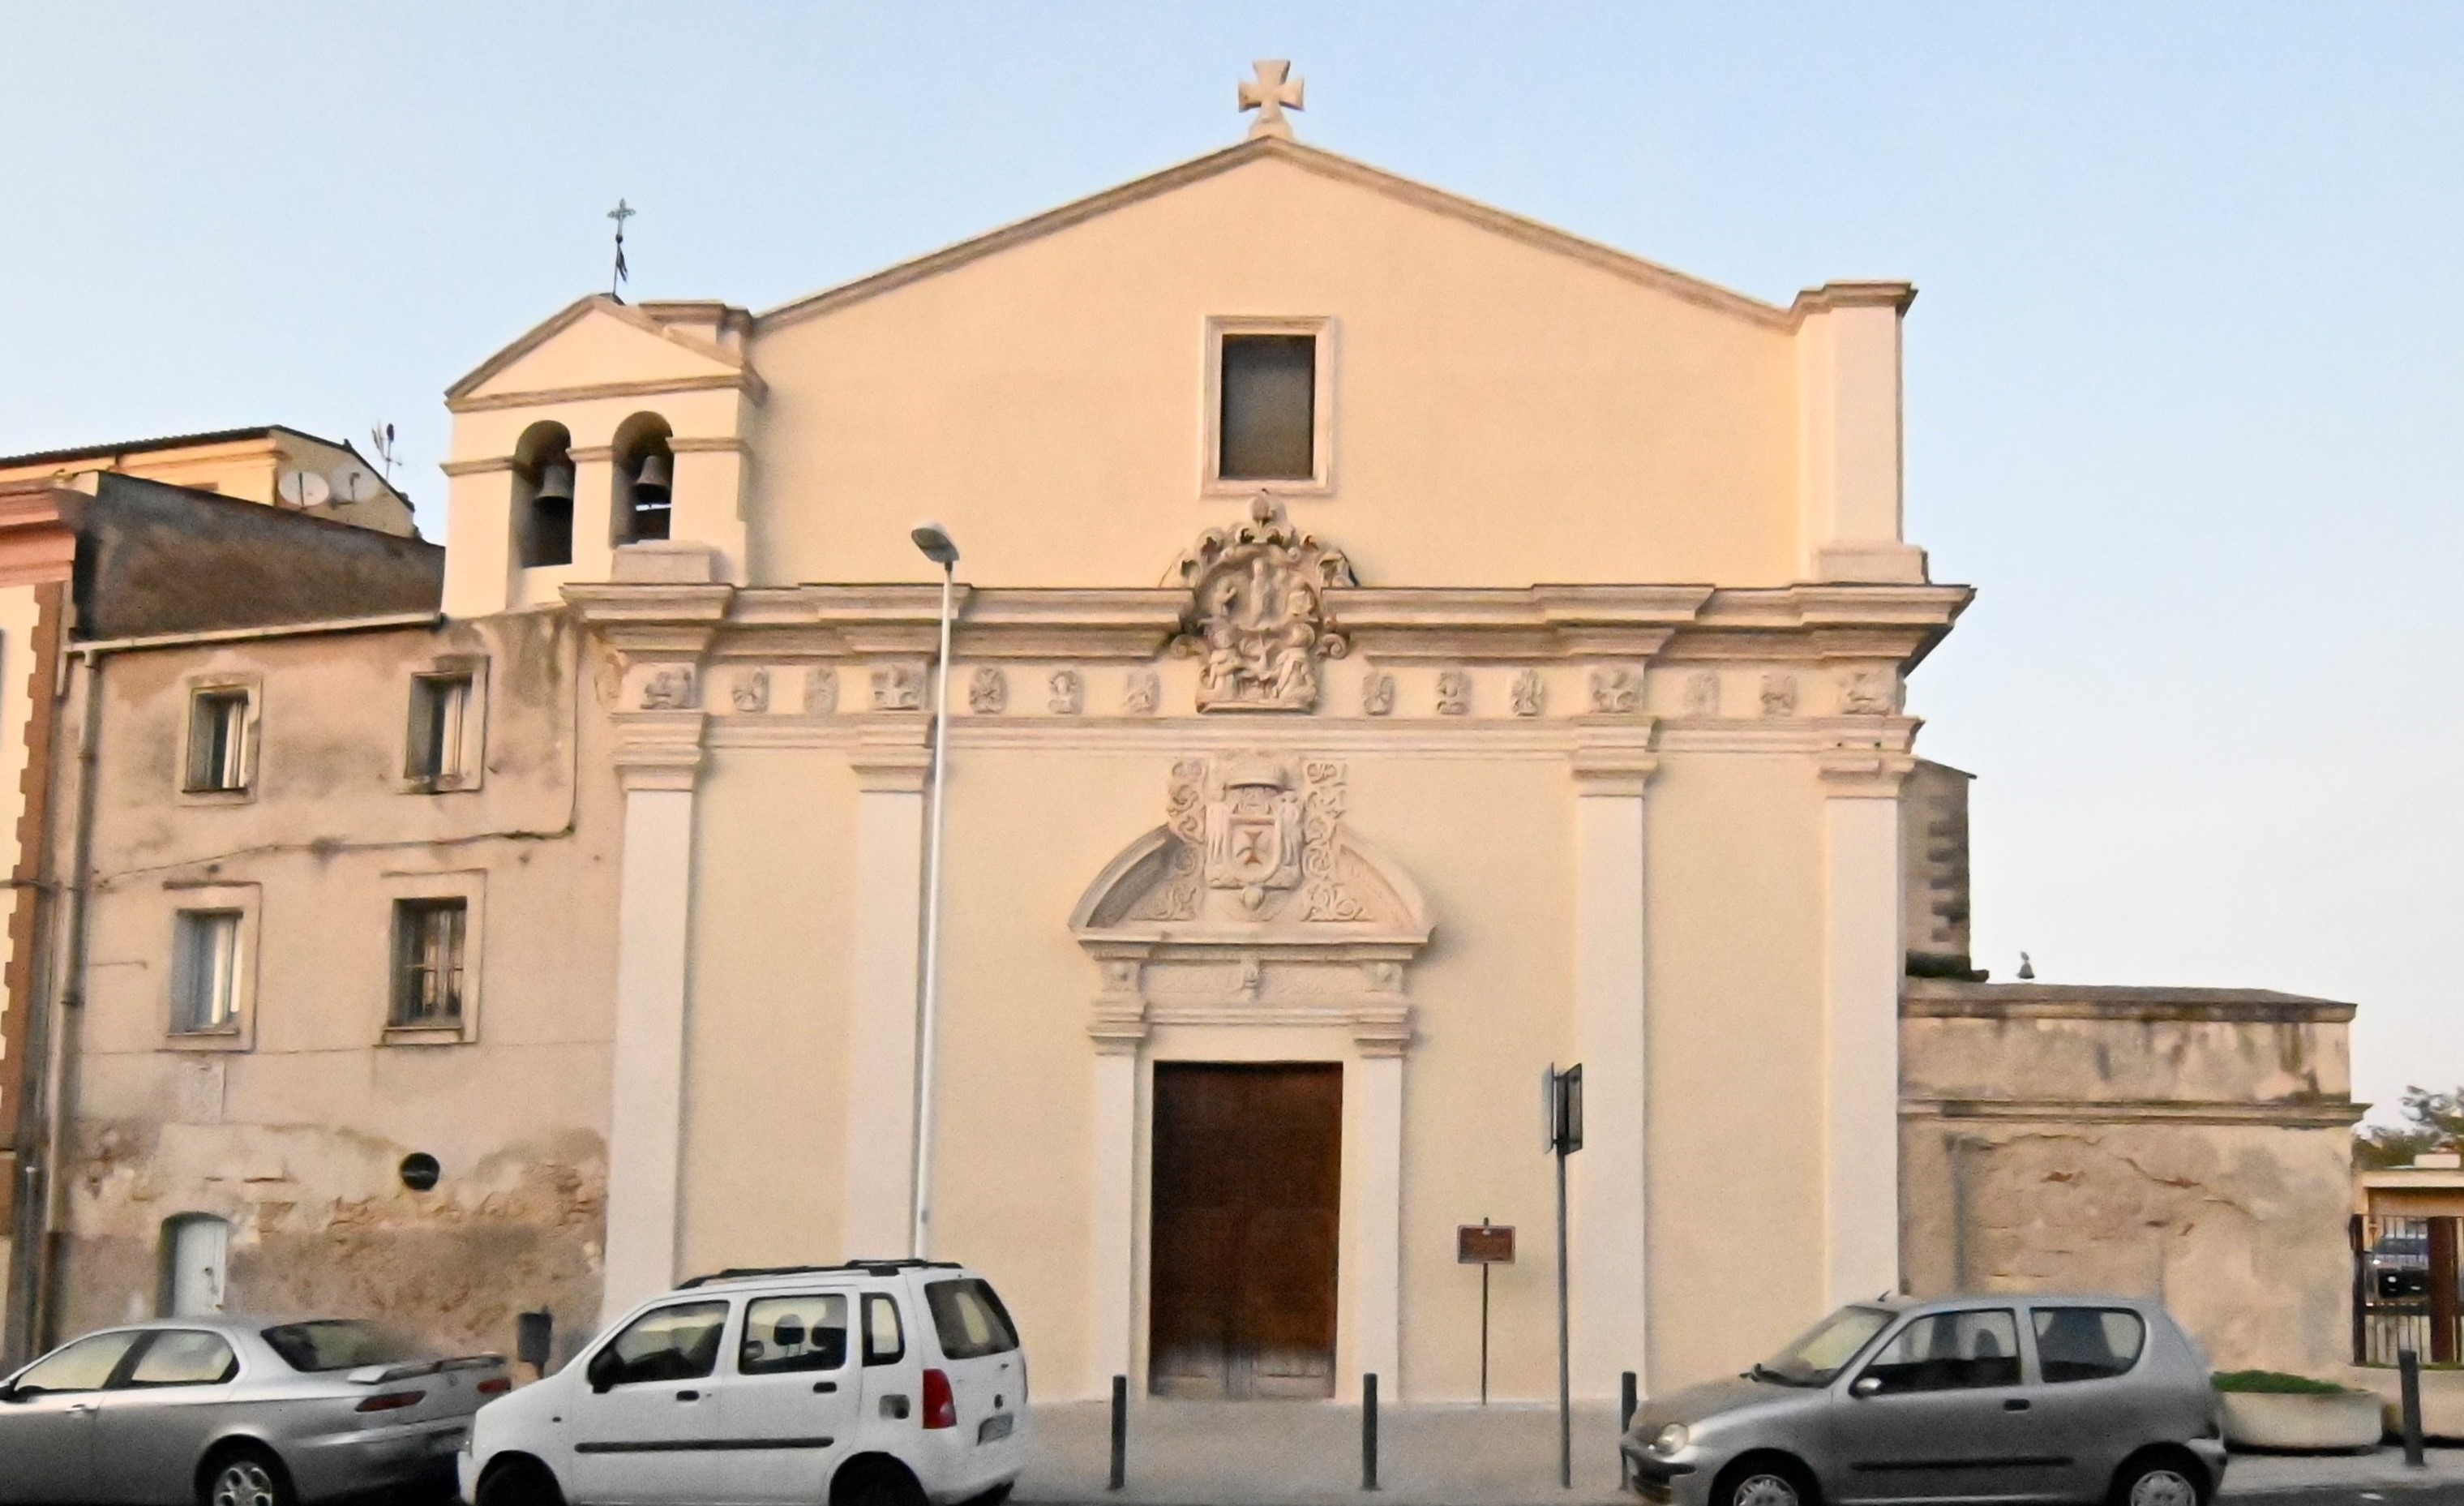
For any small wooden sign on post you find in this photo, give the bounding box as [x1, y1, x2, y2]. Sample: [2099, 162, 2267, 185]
[1459, 1219, 1515, 1404]
[1458, 1223, 1516, 1264]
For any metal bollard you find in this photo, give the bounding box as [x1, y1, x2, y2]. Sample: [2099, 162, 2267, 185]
[1620, 1371, 1639, 1488]
[1362, 1372, 1380, 1491]
[2401, 1348, 2426, 1468]
[1109, 1374, 1128, 1491]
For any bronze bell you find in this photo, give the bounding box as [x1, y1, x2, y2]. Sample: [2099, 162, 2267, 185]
[633, 450, 673, 504]
[534, 457, 575, 504]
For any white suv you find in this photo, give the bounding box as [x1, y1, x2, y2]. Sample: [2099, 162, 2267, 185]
[460, 1260, 1030, 1506]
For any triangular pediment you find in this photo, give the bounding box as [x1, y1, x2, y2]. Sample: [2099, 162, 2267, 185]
[761, 138, 1807, 334]
[447, 295, 752, 404]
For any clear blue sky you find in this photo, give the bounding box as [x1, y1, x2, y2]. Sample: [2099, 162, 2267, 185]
[4, 5, 2458, 1120]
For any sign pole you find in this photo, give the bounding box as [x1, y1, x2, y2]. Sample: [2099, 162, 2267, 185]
[1546, 1063, 1582, 1491]
[1481, 1216, 1492, 1406]
[1458, 1218, 1514, 1409]
[1555, 1139, 1571, 1489]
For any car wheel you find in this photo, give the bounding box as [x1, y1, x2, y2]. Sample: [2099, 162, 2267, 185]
[1719, 1463, 1809, 1506]
[832, 1459, 928, 1506]
[2114, 1457, 2205, 1506]
[200, 1444, 291, 1506]
[478, 1457, 568, 1506]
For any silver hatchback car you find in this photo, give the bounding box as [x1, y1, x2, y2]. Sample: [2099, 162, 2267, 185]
[1622, 1295, 2226, 1506]
[0, 1315, 508, 1506]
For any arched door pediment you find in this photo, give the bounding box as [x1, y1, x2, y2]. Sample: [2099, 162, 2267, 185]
[1069, 754, 1432, 1053]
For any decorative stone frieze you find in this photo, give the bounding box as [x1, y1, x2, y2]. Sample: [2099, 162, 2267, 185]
[1839, 669, 1897, 715]
[969, 667, 1008, 714]
[1588, 667, 1643, 714]
[731, 669, 769, 714]
[803, 667, 838, 714]
[1436, 669, 1472, 716]
[1050, 669, 1085, 715]
[1682, 671, 1720, 718]
[1123, 669, 1159, 716]
[1511, 670, 1545, 718]
[640, 666, 696, 710]
[1362, 671, 1396, 717]
[1168, 496, 1357, 713]
[870, 663, 923, 711]
[1760, 672, 1798, 718]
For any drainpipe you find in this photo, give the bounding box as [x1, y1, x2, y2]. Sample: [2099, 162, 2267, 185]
[3, 646, 103, 1362]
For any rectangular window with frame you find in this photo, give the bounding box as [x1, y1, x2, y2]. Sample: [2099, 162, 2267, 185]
[391, 898, 468, 1027]
[406, 672, 474, 784]
[171, 910, 243, 1032]
[184, 690, 251, 793]
[1219, 333, 1318, 482]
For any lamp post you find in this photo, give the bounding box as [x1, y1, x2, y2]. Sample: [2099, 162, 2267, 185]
[908, 522, 960, 1259]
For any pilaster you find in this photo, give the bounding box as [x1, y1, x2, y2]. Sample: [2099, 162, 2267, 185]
[1818, 716, 1917, 1306]
[570, 582, 726, 1324]
[842, 716, 932, 1258]
[599, 707, 712, 1320]
[1569, 723, 1659, 1397]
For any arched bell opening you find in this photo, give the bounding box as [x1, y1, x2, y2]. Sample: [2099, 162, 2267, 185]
[612, 412, 675, 544]
[512, 421, 575, 568]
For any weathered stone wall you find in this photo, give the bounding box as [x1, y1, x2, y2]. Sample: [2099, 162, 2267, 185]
[61, 1118, 603, 1361]
[1900, 980, 2360, 1373]
[45, 609, 623, 1367]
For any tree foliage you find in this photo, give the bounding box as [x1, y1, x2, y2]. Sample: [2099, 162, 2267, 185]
[2355, 1085, 2464, 1169]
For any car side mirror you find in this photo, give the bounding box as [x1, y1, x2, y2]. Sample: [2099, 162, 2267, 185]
[585, 1351, 620, 1394]
[1849, 1375, 1883, 1398]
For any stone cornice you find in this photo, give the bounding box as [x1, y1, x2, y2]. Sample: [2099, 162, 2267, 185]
[1817, 717, 1921, 796]
[0, 483, 85, 587]
[847, 715, 932, 792]
[611, 709, 708, 792]
[1900, 1096, 2363, 1130]
[1571, 719, 1663, 796]
[1903, 978, 2357, 1024]
[617, 581, 1975, 670]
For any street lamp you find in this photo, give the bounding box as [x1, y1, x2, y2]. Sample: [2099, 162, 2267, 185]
[908, 522, 959, 1259]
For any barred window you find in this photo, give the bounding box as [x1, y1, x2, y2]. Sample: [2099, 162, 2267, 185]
[391, 899, 467, 1026]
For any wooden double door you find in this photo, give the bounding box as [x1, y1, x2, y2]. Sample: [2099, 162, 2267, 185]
[1148, 1062, 1343, 1399]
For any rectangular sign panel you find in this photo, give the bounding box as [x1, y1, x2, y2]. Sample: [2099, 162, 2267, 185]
[1458, 1224, 1517, 1264]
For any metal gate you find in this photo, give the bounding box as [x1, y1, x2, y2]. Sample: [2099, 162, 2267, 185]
[2353, 1213, 2460, 1366]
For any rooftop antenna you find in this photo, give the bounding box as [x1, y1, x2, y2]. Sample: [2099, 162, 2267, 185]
[607, 198, 636, 302]
[369, 423, 400, 485]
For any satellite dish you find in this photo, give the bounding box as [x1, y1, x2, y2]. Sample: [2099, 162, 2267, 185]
[276, 469, 331, 508]
[328, 462, 379, 504]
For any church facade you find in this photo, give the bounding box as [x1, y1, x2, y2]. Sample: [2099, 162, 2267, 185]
[8, 103, 2360, 1396]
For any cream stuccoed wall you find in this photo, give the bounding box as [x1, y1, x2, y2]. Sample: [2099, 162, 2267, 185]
[744, 152, 1799, 590]
[440, 144, 1918, 612]
[652, 641, 1918, 1402]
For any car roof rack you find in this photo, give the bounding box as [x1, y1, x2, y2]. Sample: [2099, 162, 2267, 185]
[678, 1259, 964, 1289]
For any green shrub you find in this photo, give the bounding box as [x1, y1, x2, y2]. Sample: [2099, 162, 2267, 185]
[2211, 1369, 2353, 1395]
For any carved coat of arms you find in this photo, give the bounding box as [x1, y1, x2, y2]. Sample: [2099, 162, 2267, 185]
[1206, 756, 1304, 911]
[1168, 496, 1356, 713]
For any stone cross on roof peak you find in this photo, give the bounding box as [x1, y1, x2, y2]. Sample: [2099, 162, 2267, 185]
[1239, 60, 1305, 140]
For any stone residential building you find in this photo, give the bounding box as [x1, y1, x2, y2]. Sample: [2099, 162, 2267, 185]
[2, 78, 2363, 1394]
[0, 444, 426, 1360]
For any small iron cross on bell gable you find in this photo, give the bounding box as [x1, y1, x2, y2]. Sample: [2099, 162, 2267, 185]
[1239, 60, 1304, 140]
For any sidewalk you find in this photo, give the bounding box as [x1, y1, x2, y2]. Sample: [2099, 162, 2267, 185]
[1013, 1400, 2464, 1506]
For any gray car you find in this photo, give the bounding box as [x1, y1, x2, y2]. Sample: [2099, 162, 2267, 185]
[0, 1316, 509, 1506]
[1622, 1295, 2226, 1506]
